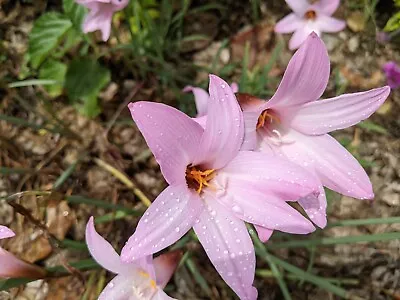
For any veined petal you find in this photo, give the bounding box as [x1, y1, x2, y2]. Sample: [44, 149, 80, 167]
[98, 274, 132, 300]
[194, 197, 257, 300]
[217, 181, 315, 234]
[121, 185, 204, 262]
[128, 101, 203, 185]
[82, 4, 114, 41]
[241, 111, 260, 151]
[298, 184, 327, 228]
[220, 151, 320, 200]
[315, 0, 340, 16]
[183, 86, 209, 117]
[0, 248, 46, 279]
[288, 26, 317, 50]
[154, 251, 182, 288]
[0, 226, 15, 239]
[85, 217, 130, 274]
[279, 130, 374, 199]
[268, 32, 330, 109]
[285, 0, 310, 16]
[290, 87, 390, 135]
[254, 226, 274, 243]
[193, 75, 244, 170]
[315, 15, 346, 32]
[275, 13, 304, 33]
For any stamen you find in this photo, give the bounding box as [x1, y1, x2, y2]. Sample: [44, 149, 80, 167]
[186, 166, 216, 193]
[304, 10, 317, 20]
[256, 110, 280, 129]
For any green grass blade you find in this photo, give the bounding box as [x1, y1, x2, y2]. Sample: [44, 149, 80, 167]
[0, 167, 34, 175]
[329, 216, 400, 227]
[185, 257, 212, 296]
[8, 79, 58, 88]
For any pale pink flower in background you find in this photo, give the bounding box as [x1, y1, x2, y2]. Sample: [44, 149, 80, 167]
[120, 75, 320, 299]
[240, 33, 390, 234]
[76, 0, 129, 41]
[383, 61, 400, 89]
[0, 225, 46, 279]
[86, 217, 179, 299]
[275, 0, 346, 50]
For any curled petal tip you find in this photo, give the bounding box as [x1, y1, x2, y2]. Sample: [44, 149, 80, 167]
[0, 226, 15, 239]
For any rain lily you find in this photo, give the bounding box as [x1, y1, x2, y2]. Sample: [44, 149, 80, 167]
[86, 217, 180, 299]
[0, 225, 46, 279]
[76, 0, 129, 41]
[239, 33, 390, 230]
[383, 61, 400, 89]
[275, 0, 346, 50]
[121, 75, 320, 299]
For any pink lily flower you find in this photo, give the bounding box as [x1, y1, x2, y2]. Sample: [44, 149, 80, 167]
[0, 225, 46, 279]
[75, 0, 129, 41]
[275, 0, 346, 50]
[86, 217, 180, 299]
[240, 33, 390, 230]
[120, 75, 320, 299]
[383, 61, 400, 89]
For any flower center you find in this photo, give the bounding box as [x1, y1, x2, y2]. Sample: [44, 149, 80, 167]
[304, 10, 317, 20]
[133, 270, 157, 299]
[256, 109, 280, 129]
[185, 166, 216, 194]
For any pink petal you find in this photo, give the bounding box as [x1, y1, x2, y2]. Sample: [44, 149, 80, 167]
[98, 274, 132, 300]
[0, 226, 15, 239]
[183, 86, 209, 117]
[288, 26, 317, 50]
[194, 196, 257, 300]
[279, 130, 374, 199]
[85, 216, 128, 274]
[290, 87, 391, 135]
[128, 101, 203, 185]
[298, 184, 327, 228]
[0, 248, 46, 279]
[285, 0, 310, 16]
[193, 75, 244, 170]
[230, 82, 239, 93]
[275, 13, 304, 33]
[217, 179, 315, 234]
[315, 15, 346, 32]
[241, 111, 260, 151]
[154, 251, 182, 288]
[268, 33, 330, 112]
[315, 0, 340, 16]
[254, 226, 274, 243]
[221, 151, 320, 201]
[82, 4, 114, 41]
[121, 185, 204, 262]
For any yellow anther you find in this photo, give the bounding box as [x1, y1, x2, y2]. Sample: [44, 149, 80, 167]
[139, 270, 150, 278]
[256, 110, 280, 129]
[150, 280, 157, 289]
[186, 166, 216, 193]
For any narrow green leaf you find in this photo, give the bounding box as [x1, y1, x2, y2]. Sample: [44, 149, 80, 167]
[0, 167, 33, 175]
[9, 79, 58, 88]
[185, 257, 212, 296]
[357, 120, 388, 135]
[329, 216, 400, 227]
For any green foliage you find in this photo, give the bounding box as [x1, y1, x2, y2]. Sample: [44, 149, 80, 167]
[384, 11, 400, 32]
[28, 13, 72, 69]
[63, 0, 87, 29]
[38, 59, 67, 97]
[65, 58, 111, 117]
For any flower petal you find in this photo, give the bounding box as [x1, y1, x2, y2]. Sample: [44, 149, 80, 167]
[128, 101, 203, 185]
[268, 32, 330, 109]
[183, 86, 209, 117]
[0, 226, 15, 239]
[85, 216, 129, 274]
[315, 15, 346, 32]
[315, 0, 340, 16]
[194, 196, 257, 300]
[82, 5, 113, 41]
[220, 151, 320, 201]
[241, 111, 260, 151]
[285, 0, 310, 16]
[288, 26, 316, 50]
[98, 274, 132, 300]
[230, 82, 239, 93]
[279, 130, 374, 199]
[254, 226, 274, 243]
[217, 180, 315, 234]
[0, 248, 46, 279]
[275, 13, 304, 33]
[121, 185, 203, 262]
[154, 251, 183, 288]
[290, 87, 391, 135]
[298, 184, 327, 228]
[193, 75, 244, 170]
